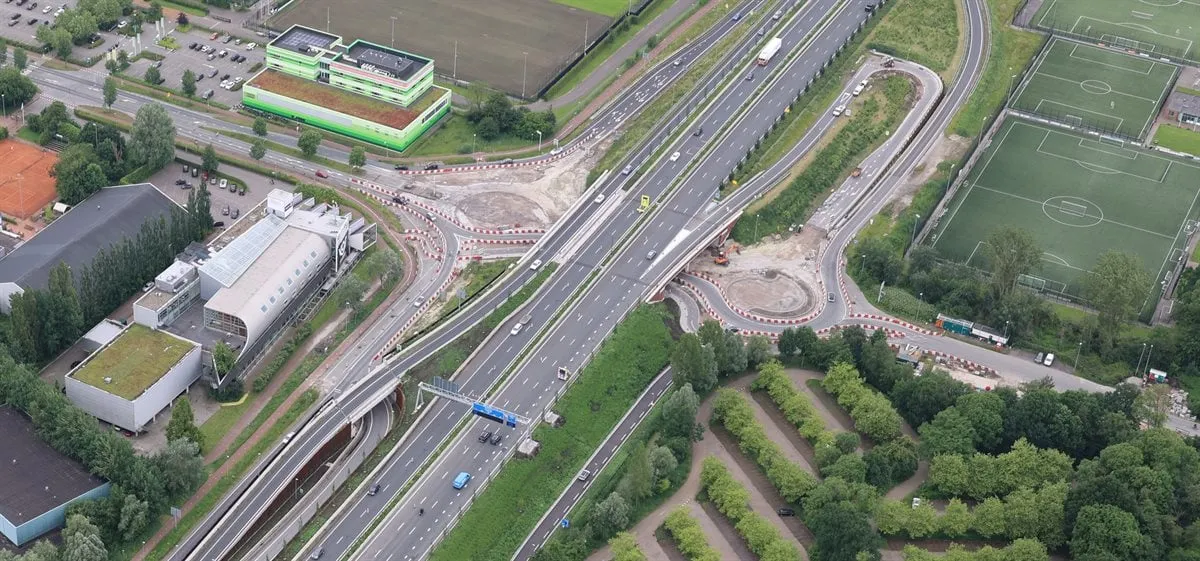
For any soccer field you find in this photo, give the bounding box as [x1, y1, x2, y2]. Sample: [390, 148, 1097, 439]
[931, 118, 1200, 310]
[1033, 0, 1200, 63]
[1010, 37, 1176, 140]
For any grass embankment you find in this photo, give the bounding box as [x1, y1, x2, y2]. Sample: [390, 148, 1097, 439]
[428, 304, 675, 561]
[1154, 124, 1200, 156]
[403, 114, 534, 157]
[948, 0, 1044, 138]
[733, 75, 914, 242]
[867, 0, 960, 77]
[589, 6, 760, 185]
[729, 0, 899, 187]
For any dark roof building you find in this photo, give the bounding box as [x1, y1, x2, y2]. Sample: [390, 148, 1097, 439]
[0, 407, 110, 546]
[1165, 91, 1200, 124]
[0, 183, 179, 314]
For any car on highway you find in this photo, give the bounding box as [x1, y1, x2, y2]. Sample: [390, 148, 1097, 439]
[509, 323, 523, 336]
[309, 547, 323, 560]
[669, 151, 680, 162]
[394, 164, 409, 170]
[646, 250, 657, 260]
[489, 432, 502, 445]
[832, 105, 846, 116]
[577, 469, 591, 482]
[827, 292, 835, 302]
[367, 483, 380, 496]
[452, 472, 472, 490]
[852, 79, 867, 96]
[477, 430, 492, 443]
[315, 170, 328, 178]
[530, 259, 543, 271]
[621, 164, 633, 175]
[693, 127, 703, 137]
[745, 72, 754, 81]
[593, 193, 605, 204]
[391, 196, 407, 205]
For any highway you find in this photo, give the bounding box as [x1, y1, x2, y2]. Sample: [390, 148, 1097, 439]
[336, 0, 887, 559]
[148, 1, 811, 560]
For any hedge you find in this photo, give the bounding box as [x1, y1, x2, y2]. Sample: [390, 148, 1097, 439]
[900, 540, 1049, 561]
[662, 506, 721, 561]
[820, 362, 903, 442]
[698, 457, 802, 561]
[710, 389, 818, 502]
[751, 360, 837, 452]
[926, 439, 1074, 500]
[878, 482, 1067, 547]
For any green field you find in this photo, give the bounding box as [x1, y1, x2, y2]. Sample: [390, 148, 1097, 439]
[931, 117, 1200, 310]
[1011, 37, 1176, 140]
[551, 0, 633, 17]
[1033, 0, 1200, 63]
[1154, 124, 1200, 156]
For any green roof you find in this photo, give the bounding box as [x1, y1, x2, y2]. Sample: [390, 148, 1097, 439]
[72, 324, 195, 400]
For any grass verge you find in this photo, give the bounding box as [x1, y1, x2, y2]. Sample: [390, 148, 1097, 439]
[1154, 124, 1200, 156]
[947, 0, 1043, 138]
[207, 128, 356, 174]
[867, 0, 959, 75]
[428, 304, 675, 561]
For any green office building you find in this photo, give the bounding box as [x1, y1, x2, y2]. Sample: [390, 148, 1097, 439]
[243, 25, 450, 152]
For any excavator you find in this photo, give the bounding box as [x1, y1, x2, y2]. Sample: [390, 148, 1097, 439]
[713, 243, 741, 265]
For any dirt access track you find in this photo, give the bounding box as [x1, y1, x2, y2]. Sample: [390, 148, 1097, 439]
[688, 227, 826, 319]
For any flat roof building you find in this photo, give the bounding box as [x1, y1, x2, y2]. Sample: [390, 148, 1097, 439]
[1165, 91, 1200, 125]
[0, 407, 110, 546]
[245, 24, 449, 151]
[65, 324, 202, 433]
[0, 184, 179, 314]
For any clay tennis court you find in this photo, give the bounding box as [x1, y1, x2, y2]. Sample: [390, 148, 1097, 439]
[0, 139, 58, 219]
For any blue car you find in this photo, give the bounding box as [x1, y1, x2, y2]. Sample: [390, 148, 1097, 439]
[452, 472, 472, 490]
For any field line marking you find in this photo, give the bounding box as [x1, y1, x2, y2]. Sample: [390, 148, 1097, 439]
[1031, 70, 1161, 103]
[970, 183, 1176, 240]
[1076, 137, 1137, 160]
[1143, 64, 1181, 139]
[1145, 172, 1200, 315]
[1076, 15, 1196, 56]
[964, 240, 985, 267]
[1031, 98, 1126, 133]
[1061, 42, 1158, 75]
[1036, 0, 1059, 29]
[935, 123, 1019, 249]
[1019, 118, 1200, 172]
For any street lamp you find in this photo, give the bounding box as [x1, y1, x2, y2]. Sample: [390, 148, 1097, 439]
[536, 129, 543, 153]
[754, 214, 761, 240]
[1, 94, 5, 118]
[521, 52, 529, 99]
[390, 16, 398, 48]
[1003, 320, 1010, 340]
[1073, 341, 1082, 371]
[910, 214, 920, 247]
[471, 133, 476, 154]
[858, 253, 866, 275]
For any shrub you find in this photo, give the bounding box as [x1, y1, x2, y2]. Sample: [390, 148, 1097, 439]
[662, 506, 721, 561]
[711, 389, 817, 502]
[699, 458, 802, 561]
[820, 362, 904, 442]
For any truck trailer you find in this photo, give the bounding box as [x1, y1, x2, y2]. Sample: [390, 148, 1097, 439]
[757, 37, 782, 66]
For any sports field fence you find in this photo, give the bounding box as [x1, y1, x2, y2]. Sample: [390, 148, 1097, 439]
[1012, 3, 1200, 67]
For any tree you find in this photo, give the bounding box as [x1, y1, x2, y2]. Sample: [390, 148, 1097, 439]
[298, 129, 323, 158]
[971, 496, 1007, 538]
[806, 500, 882, 561]
[165, 396, 203, 446]
[918, 408, 977, 458]
[670, 333, 717, 393]
[1085, 251, 1150, 335]
[608, 532, 645, 561]
[821, 452, 867, 483]
[181, 69, 196, 97]
[0, 38, 7, 65]
[617, 443, 653, 502]
[143, 65, 161, 85]
[648, 445, 678, 480]
[152, 438, 205, 497]
[1071, 504, 1148, 561]
[927, 454, 969, 497]
[212, 341, 235, 377]
[889, 369, 970, 428]
[63, 514, 106, 561]
[953, 391, 1006, 453]
[146, 1, 163, 20]
[201, 143, 218, 175]
[117, 494, 149, 541]
[102, 76, 117, 108]
[983, 227, 1042, 299]
[864, 438, 918, 489]
[746, 334, 771, 367]
[661, 383, 699, 438]
[54, 144, 106, 204]
[43, 262, 84, 354]
[589, 492, 629, 541]
[176, 11, 188, 25]
[777, 326, 820, 362]
[0, 67, 38, 108]
[128, 103, 175, 171]
[940, 498, 973, 537]
[361, 249, 402, 281]
[331, 275, 369, 312]
[250, 139, 266, 161]
[1134, 384, 1172, 428]
[13, 48, 27, 71]
[56, 8, 98, 43]
[348, 146, 366, 170]
[252, 116, 268, 136]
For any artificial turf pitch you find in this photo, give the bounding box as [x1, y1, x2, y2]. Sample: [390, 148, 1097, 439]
[1010, 37, 1176, 140]
[931, 117, 1200, 307]
[1033, 0, 1200, 63]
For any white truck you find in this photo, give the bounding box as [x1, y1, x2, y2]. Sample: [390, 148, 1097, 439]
[757, 37, 782, 66]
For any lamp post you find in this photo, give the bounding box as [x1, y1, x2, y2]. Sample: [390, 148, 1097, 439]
[1003, 320, 1010, 340]
[1, 94, 5, 118]
[536, 129, 543, 153]
[1073, 341, 1082, 371]
[754, 214, 760, 240]
[910, 213, 920, 247]
[471, 133, 476, 154]
[521, 51, 529, 98]
[390, 16, 397, 48]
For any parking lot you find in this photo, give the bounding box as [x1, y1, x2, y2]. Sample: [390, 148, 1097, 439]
[0, 0, 74, 48]
[125, 26, 265, 107]
[147, 155, 292, 226]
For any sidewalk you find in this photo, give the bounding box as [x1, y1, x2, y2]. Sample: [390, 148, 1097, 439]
[133, 192, 418, 561]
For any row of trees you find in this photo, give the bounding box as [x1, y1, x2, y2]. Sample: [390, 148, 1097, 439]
[0, 66, 38, 111]
[898, 540, 1050, 561]
[820, 362, 905, 443]
[661, 506, 721, 561]
[752, 361, 917, 490]
[605, 533, 645, 561]
[698, 457, 804, 561]
[0, 352, 205, 543]
[925, 439, 1073, 499]
[671, 320, 771, 393]
[711, 388, 818, 502]
[877, 482, 1069, 547]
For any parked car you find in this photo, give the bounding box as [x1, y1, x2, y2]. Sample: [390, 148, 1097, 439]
[1035, 352, 1044, 364]
[212, 221, 224, 228]
[116, 19, 126, 28]
[238, 186, 246, 196]
[231, 208, 239, 219]
[209, 68, 218, 78]
[219, 178, 227, 189]
[777, 508, 795, 516]
[1043, 353, 1055, 366]
[222, 205, 229, 216]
